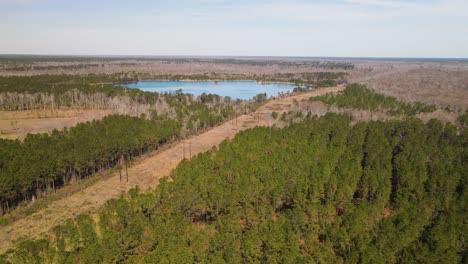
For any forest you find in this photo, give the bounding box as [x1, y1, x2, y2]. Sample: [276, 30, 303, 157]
[0, 115, 180, 212]
[1, 114, 465, 263]
[0, 55, 355, 70]
[0, 74, 151, 111]
[310, 84, 436, 116]
[0, 87, 247, 212]
[260, 72, 347, 85]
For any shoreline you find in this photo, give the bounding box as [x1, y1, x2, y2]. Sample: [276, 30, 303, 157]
[112, 79, 301, 86]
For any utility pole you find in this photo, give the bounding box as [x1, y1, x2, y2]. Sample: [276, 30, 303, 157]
[188, 142, 192, 159]
[183, 141, 186, 159]
[119, 154, 122, 183]
[125, 157, 128, 183]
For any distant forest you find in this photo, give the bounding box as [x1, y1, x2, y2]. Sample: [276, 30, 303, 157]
[310, 84, 436, 116]
[1, 114, 465, 263]
[0, 55, 355, 70]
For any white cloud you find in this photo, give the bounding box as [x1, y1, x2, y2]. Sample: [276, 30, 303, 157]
[343, 0, 416, 8]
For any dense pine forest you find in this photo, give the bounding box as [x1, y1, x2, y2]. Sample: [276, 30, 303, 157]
[1, 114, 465, 263]
[310, 84, 436, 116]
[0, 115, 180, 212]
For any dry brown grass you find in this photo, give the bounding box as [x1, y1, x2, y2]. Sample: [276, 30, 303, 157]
[0, 109, 112, 139]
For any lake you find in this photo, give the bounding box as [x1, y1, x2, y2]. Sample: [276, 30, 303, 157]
[121, 80, 296, 100]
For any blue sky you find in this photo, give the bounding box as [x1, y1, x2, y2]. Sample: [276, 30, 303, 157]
[1, 0, 467, 57]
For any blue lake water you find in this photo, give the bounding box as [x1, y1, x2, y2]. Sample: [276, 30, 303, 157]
[121, 80, 296, 100]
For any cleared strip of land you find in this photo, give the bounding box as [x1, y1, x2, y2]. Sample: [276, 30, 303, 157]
[0, 85, 344, 252]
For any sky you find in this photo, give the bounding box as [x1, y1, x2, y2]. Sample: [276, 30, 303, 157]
[1, 0, 467, 57]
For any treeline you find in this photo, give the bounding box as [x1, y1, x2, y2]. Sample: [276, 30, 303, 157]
[311, 83, 436, 116]
[0, 74, 308, 111]
[458, 111, 468, 128]
[2, 64, 102, 72]
[1, 114, 465, 263]
[117, 73, 345, 85]
[198, 59, 354, 69]
[0, 74, 137, 94]
[0, 115, 181, 212]
[0, 75, 252, 121]
[0, 56, 355, 70]
[152, 59, 354, 70]
[0, 74, 139, 110]
[271, 72, 347, 84]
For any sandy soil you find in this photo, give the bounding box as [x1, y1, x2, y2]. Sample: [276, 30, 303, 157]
[0, 86, 344, 253]
[0, 109, 112, 139]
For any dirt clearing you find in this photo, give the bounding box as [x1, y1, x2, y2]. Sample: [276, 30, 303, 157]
[0, 109, 112, 139]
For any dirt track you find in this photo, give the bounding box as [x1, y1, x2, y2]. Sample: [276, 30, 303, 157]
[0, 86, 343, 252]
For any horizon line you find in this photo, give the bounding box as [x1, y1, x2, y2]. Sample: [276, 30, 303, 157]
[1, 54, 468, 61]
